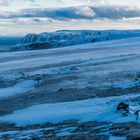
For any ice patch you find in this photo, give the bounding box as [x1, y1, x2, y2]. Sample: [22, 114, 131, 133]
[0, 80, 35, 98]
[109, 136, 126, 140]
[56, 127, 76, 137]
[0, 93, 140, 126]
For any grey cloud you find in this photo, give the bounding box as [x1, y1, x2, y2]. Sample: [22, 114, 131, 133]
[1, 6, 140, 20]
[93, 6, 140, 19]
[0, 0, 9, 6]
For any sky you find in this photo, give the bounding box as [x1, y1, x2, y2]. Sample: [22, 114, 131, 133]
[0, 0, 140, 36]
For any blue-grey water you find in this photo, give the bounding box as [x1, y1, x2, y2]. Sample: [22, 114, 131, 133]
[0, 36, 21, 52]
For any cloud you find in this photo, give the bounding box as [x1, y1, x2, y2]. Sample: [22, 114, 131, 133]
[0, 0, 9, 6]
[93, 6, 140, 19]
[0, 5, 140, 21]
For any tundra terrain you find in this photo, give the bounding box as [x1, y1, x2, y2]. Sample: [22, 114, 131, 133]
[0, 37, 140, 139]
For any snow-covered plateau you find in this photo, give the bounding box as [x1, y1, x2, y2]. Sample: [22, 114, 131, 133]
[0, 34, 140, 139]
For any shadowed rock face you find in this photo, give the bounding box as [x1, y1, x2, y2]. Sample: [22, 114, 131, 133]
[27, 43, 52, 50]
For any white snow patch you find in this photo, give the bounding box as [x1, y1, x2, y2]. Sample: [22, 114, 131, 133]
[0, 80, 35, 98]
[109, 136, 126, 140]
[0, 93, 139, 126]
[56, 127, 77, 137]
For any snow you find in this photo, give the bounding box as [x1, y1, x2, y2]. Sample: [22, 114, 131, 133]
[56, 127, 77, 137]
[1, 37, 140, 73]
[116, 81, 139, 89]
[0, 34, 140, 130]
[109, 136, 126, 140]
[0, 93, 139, 126]
[17, 30, 140, 51]
[0, 80, 35, 98]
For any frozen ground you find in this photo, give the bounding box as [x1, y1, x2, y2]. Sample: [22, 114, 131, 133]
[0, 37, 140, 139]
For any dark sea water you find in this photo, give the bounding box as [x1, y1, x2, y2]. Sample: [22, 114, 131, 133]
[0, 36, 21, 52]
[0, 45, 15, 52]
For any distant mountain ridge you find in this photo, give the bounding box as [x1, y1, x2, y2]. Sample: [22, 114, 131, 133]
[16, 30, 140, 51]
